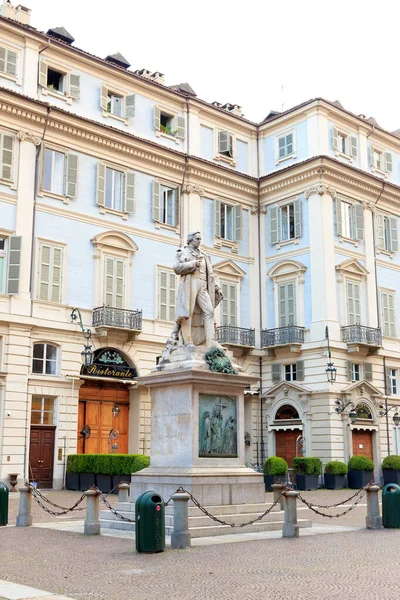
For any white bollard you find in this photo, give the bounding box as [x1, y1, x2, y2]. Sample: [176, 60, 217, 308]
[16, 485, 32, 527]
[84, 489, 100, 535]
[271, 483, 285, 511]
[171, 490, 191, 549]
[282, 490, 300, 538]
[118, 482, 130, 503]
[365, 484, 382, 530]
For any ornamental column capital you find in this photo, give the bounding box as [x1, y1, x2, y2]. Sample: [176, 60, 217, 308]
[17, 131, 41, 146]
[304, 184, 337, 199]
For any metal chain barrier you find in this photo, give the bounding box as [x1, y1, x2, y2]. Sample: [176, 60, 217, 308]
[26, 483, 87, 517]
[94, 486, 174, 523]
[296, 484, 372, 519]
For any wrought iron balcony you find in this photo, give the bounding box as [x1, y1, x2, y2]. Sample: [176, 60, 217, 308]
[92, 306, 142, 332]
[261, 325, 305, 348]
[216, 325, 255, 348]
[341, 325, 382, 347]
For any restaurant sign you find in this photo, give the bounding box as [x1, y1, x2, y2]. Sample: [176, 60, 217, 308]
[80, 348, 138, 380]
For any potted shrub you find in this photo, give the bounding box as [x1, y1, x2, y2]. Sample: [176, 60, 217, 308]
[293, 457, 322, 490]
[112, 454, 150, 492]
[263, 456, 288, 491]
[94, 455, 113, 493]
[66, 454, 150, 492]
[382, 455, 400, 485]
[77, 455, 96, 490]
[65, 455, 80, 490]
[347, 455, 374, 488]
[324, 461, 348, 490]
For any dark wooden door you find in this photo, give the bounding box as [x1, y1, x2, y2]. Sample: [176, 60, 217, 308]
[352, 430, 373, 460]
[29, 427, 55, 488]
[275, 429, 302, 467]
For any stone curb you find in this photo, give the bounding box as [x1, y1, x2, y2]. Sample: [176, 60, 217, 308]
[0, 580, 75, 600]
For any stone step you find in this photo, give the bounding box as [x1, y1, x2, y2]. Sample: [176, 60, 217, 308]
[165, 510, 285, 528]
[182, 502, 284, 517]
[189, 519, 311, 538]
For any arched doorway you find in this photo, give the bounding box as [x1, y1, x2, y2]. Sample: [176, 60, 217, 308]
[274, 404, 302, 467]
[351, 402, 374, 461]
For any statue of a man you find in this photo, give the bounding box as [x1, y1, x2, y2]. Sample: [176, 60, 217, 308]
[173, 231, 223, 348]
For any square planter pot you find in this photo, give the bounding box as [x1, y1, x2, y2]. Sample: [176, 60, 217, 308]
[382, 469, 400, 485]
[65, 472, 80, 491]
[347, 469, 374, 489]
[112, 475, 130, 494]
[80, 473, 96, 491]
[263, 474, 287, 492]
[96, 474, 113, 494]
[324, 474, 346, 490]
[295, 474, 319, 490]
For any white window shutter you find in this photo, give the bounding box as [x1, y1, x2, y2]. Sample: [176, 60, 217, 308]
[51, 247, 62, 303]
[347, 361, 353, 381]
[159, 270, 168, 320]
[168, 271, 176, 321]
[218, 131, 229, 154]
[6, 235, 21, 295]
[278, 136, 286, 158]
[390, 217, 398, 252]
[38, 244, 51, 300]
[335, 198, 343, 236]
[294, 199, 301, 238]
[5, 49, 17, 77]
[229, 284, 237, 327]
[221, 282, 229, 325]
[104, 257, 114, 306]
[287, 283, 296, 325]
[124, 171, 135, 214]
[124, 94, 135, 118]
[332, 127, 339, 150]
[388, 293, 396, 337]
[154, 106, 161, 130]
[381, 291, 389, 337]
[296, 360, 305, 381]
[350, 136, 357, 157]
[354, 283, 361, 323]
[152, 181, 161, 221]
[100, 85, 108, 111]
[370, 147, 375, 167]
[0, 47, 5, 74]
[39, 61, 47, 88]
[65, 153, 78, 198]
[376, 214, 385, 249]
[214, 199, 221, 237]
[271, 363, 281, 383]
[364, 363, 373, 382]
[385, 152, 393, 173]
[233, 204, 242, 241]
[1, 134, 14, 181]
[269, 206, 279, 244]
[115, 260, 124, 308]
[174, 187, 180, 227]
[68, 74, 80, 99]
[354, 204, 364, 241]
[176, 116, 186, 139]
[386, 367, 392, 395]
[96, 162, 106, 206]
[228, 134, 234, 157]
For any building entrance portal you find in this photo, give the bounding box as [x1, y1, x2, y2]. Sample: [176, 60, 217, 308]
[352, 429, 373, 461]
[275, 429, 302, 467]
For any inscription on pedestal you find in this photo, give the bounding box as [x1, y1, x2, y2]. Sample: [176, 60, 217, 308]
[199, 394, 237, 458]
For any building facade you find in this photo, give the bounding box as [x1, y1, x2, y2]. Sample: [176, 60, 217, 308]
[0, 2, 399, 488]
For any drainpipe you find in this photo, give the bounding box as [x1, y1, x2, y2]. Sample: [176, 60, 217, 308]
[179, 96, 190, 247]
[256, 123, 265, 466]
[383, 356, 390, 456]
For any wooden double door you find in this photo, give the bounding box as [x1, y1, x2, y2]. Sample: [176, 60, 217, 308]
[275, 429, 302, 467]
[78, 382, 129, 454]
[29, 427, 55, 488]
[352, 430, 373, 460]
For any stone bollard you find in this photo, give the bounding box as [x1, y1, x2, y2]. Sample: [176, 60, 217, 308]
[118, 482, 130, 503]
[171, 490, 191, 549]
[282, 490, 300, 538]
[16, 485, 32, 527]
[365, 484, 382, 530]
[271, 483, 285, 511]
[84, 489, 100, 535]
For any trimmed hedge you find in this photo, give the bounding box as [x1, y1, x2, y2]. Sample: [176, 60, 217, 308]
[348, 455, 374, 471]
[263, 456, 288, 476]
[382, 455, 400, 470]
[66, 454, 150, 476]
[292, 457, 322, 476]
[324, 461, 348, 476]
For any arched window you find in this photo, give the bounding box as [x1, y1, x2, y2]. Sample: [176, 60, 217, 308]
[275, 404, 300, 420]
[356, 402, 372, 420]
[32, 343, 58, 375]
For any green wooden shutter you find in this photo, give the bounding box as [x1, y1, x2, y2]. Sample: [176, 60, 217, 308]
[364, 363, 373, 382]
[376, 214, 385, 249]
[386, 367, 392, 395]
[269, 206, 279, 244]
[390, 217, 398, 252]
[100, 85, 108, 111]
[124, 94, 135, 118]
[51, 246, 62, 303]
[96, 162, 106, 206]
[214, 199, 221, 237]
[335, 198, 343, 236]
[350, 136, 357, 157]
[218, 131, 229, 153]
[5, 49, 17, 77]
[39, 61, 47, 87]
[347, 361, 353, 381]
[233, 204, 242, 241]
[296, 360, 304, 381]
[6, 235, 21, 295]
[332, 127, 339, 150]
[354, 204, 364, 241]
[294, 199, 301, 238]
[271, 363, 281, 383]
[124, 171, 135, 214]
[1, 134, 14, 181]
[384, 152, 393, 173]
[65, 153, 78, 198]
[38, 244, 51, 300]
[68, 74, 80, 99]
[104, 257, 114, 306]
[154, 106, 161, 130]
[152, 181, 161, 222]
[176, 116, 186, 139]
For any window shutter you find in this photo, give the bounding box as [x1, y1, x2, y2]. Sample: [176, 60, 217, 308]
[364, 363, 373, 382]
[214, 199, 221, 237]
[115, 260, 124, 309]
[294, 199, 301, 238]
[65, 153, 78, 198]
[124, 171, 135, 214]
[390, 217, 398, 252]
[39, 61, 47, 87]
[154, 106, 161, 130]
[228, 134, 234, 157]
[354, 204, 364, 241]
[386, 367, 392, 395]
[287, 283, 296, 325]
[271, 363, 281, 383]
[159, 270, 168, 320]
[152, 181, 161, 222]
[1, 134, 14, 181]
[370, 147, 375, 168]
[176, 116, 186, 139]
[350, 136, 357, 157]
[38, 244, 51, 300]
[100, 85, 108, 111]
[279, 284, 286, 327]
[376, 214, 385, 249]
[168, 272, 176, 321]
[124, 94, 135, 118]
[5, 49, 17, 77]
[0, 47, 5, 74]
[233, 204, 242, 241]
[51, 247, 62, 303]
[347, 361, 353, 381]
[269, 206, 279, 244]
[218, 131, 229, 154]
[229, 284, 237, 327]
[332, 127, 339, 150]
[221, 282, 229, 326]
[174, 187, 180, 227]
[96, 162, 106, 206]
[381, 291, 389, 337]
[354, 283, 361, 323]
[384, 152, 393, 173]
[6, 235, 21, 295]
[388, 293, 396, 337]
[296, 360, 304, 381]
[104, 257, 114, 306]
[68, 74, 80, 99]
[335, 198, 343, 236]
[278, 136, 286, 158]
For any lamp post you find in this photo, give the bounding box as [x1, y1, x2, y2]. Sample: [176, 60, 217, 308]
[379, 401, 400, 456]
[325, 326, 337, 384]
[71, 308, 93, 366]
[334, 398, 358, 423]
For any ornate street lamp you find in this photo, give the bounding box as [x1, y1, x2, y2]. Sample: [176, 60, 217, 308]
[379, 403, 400, 425]
[112, 403, 120, 418]
[325, 326, 337, 384]
[71, 308, 93, 366]
[334, 398, 358, 423]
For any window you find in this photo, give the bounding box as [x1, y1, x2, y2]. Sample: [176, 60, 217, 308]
[381, 291, 396, 337]
[390, 370, 398, 395]
[96, 163, 135, 214]
[356, 402, 372, 419]
[154, 107, 185, 139]
[0, 46, 17, 78]
[42, 148, 78, 199]
[371, 147, 392, 174]
[347, 362, 372, 382]
[269, 200, 301, 244]
[39, 62, 80, 99]
[218, 131, 234, 158]
[158, 269, 176, 321]
[275, 404, 300, 420]
[377, 214, 398, 252]
[107, 92, 123, 117]
[152, 183, 179, 227]
[32, 344, 58, 375]
[0, 237, 5, 294]
[31, 396, 55, 425]
[279, 282, 296, 326]
[220, 282, 237, 327]
[37, 243, 63, 303]
[346, 281, 361, 325]
[272, 361, 304, 383]
[214, 200, 242, 242]
[285, 364, 297, 381]
[352, 363, 361, 381]
[277, 132, 295, 161]
[332, 127, 357, 158]
[100, 86, 135, 120]
[0, 132, 15, 182]
[335, 199, 364, 241]
[104, 256, 125, 308]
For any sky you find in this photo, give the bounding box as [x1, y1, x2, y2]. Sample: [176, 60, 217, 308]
[21, 0, 400, 130]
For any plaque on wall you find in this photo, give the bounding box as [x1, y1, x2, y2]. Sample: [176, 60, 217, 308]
[199, 394, 238, 458]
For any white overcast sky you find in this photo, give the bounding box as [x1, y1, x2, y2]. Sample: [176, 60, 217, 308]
[23, 0, 400, 130]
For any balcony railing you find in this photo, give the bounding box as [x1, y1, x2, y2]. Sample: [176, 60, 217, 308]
[216, 326, 255, 348]
[261, 325, 305, 348]
[92, 306, 142, 331]
[341, 325, 382, 347]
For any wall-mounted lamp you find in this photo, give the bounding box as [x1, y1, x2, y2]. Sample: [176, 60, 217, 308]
[325, 326, 337, 384]
[112, 404, 120, 419]
[379, 402, 400, 425]
[71, 308, 93, 366]
[334, 398, 357, 423]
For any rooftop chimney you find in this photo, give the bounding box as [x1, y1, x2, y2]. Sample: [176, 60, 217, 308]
[221, 103, 243, 117]
[47, 26, 75, 45]
[150, 71, 165, 85]
[105, 52, 131, 69]
[0, 1, 31, 25]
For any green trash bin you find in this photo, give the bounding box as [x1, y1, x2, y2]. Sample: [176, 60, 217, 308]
[382, 483, 400, 528]
[135, 491, 165, 553]
[0, 482, 9, 526]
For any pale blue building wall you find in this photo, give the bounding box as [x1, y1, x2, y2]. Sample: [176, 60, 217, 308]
[376, 264, 400, 335]
[200, 126, 214, 161]
[262, 120, 308, 175]
[236, 140, 248, 174]
[0, 200, 16, 230]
